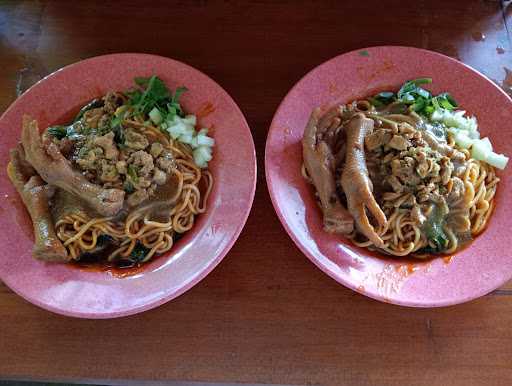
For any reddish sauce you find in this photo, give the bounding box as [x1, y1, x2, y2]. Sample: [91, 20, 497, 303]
[395, 263, 419, 275]
[196, 102, 215, 119]
[443, 255, 453, 264]
[356, 59, 395, 82]
[328, 82, 338, 94]
[70, 258, 159, 278]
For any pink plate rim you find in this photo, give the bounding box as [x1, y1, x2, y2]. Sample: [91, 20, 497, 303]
[0, 53, 257, 318]
[265, 45, 512, 307]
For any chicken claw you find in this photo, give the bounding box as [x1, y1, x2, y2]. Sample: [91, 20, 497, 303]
[8, 144, 69, 262]
[21, 116, 125, 216]
[302, 107, 354, 234]
[341, 114, 387, 247]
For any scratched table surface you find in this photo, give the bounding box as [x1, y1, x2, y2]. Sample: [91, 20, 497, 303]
[1, 1, 512, 386]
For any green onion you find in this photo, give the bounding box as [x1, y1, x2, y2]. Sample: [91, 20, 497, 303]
[411, 97, 427, 112]
[149, 107, 163, 125]
[368, 91, 396, 107]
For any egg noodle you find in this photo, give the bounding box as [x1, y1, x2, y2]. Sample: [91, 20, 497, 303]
[55, 119, 213, 264]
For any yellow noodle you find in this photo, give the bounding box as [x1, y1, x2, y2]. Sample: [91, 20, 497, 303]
[309, 105, 499, 258]
[54, 116, 213, 265]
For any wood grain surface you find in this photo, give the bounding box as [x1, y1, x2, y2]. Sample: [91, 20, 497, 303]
[0, 1, 511, 385]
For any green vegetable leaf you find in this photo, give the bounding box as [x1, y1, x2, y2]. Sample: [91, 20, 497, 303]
[172, 86, 188, 103]
[411, 96, 427, 112]
[134, 77, 150, 87]
[129, 75, 171, 114]
[112, 125, 126, 148]
[368, 91, 396, 107]
[421, 204, 449, 253]
[97, 234, 114, 247]
[415, 87, 431, 99]
[47, 123, 82, 140]
[129, 241, 150, 262]
[110, 115, 123, 128]
[126, 89, 143, 105]
[167, 86, 188, 118]
[401, 93, 416, 104]
[397, 78, 432, 100]
[73, 99, 104, 123]
[392, 78, 458, 116]
[424, 105, 435, 115]
[127, 164, 139, 183]
[47, 126, 68, 140]
[377, 91, 394, 99]
[127, 76, 188, 121]
[433, 92, 458, 111]
[123, 180, 134, 193]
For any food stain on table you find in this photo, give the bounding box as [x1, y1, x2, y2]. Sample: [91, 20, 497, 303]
[471, 31, 486, 42]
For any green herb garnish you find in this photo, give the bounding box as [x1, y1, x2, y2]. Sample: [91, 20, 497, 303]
[73, 98, 103, 123]
[368, 78, 458, 116]
[127, 164, 138, 184]
[127, 75, 188, 121]
[123, 180, 134, 193]
[420, 204, 449, 253]
[96, 234, 114, 247]
[47, 123, 82, 140]
[368, 91, 396, 107]
[129, 241, 150, 262]
[47, 125, 68, 140]
[432, 92, 458, 111]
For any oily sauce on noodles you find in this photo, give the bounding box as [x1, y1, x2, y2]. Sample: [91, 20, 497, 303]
[69, 171, 189, 275]
[351, 196, 496, 268]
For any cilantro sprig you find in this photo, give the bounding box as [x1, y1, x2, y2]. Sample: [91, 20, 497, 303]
[127, 75, 188, 120]
[47, 75, 188, 142]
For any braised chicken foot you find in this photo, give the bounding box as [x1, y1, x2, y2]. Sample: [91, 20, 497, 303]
[302, 107, 354, 234]
[8, 144, 69, 262]
[21, 116, 125, 216]
[341, 114, 387, 247]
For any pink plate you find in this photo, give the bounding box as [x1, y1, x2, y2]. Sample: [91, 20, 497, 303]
[266, 46, 512, 307]
[0, 53, 256, 318]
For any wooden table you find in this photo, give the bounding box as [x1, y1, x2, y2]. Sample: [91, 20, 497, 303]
[1, 1, 511, 385]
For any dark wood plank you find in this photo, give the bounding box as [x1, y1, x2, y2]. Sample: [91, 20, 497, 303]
[1, 1, 512, 385]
